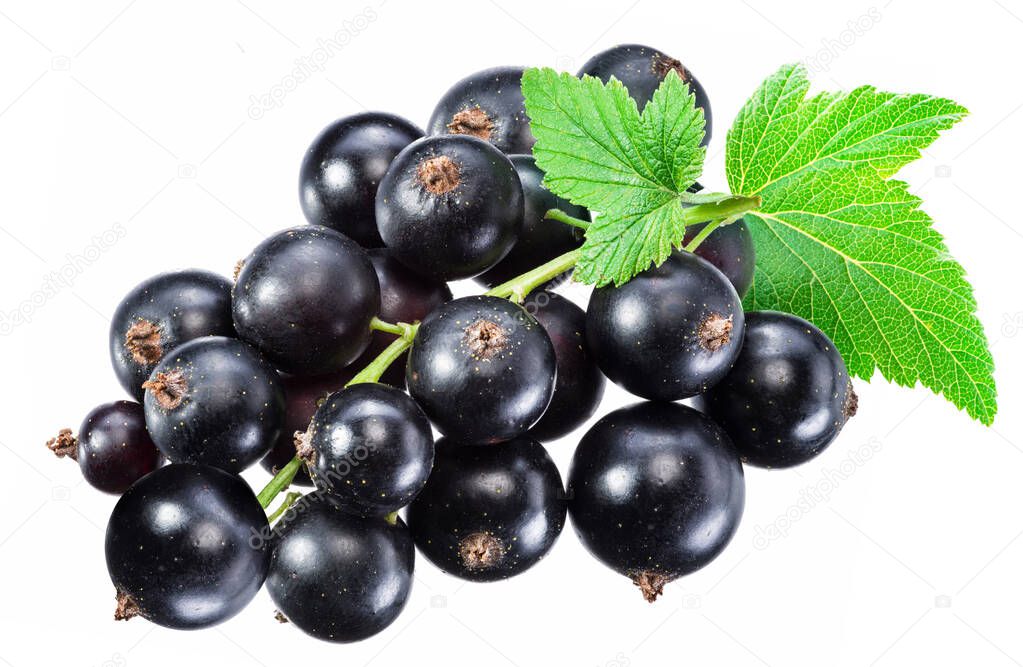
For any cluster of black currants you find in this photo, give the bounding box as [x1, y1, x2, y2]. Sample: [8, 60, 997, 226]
[47, 44, 857, 643]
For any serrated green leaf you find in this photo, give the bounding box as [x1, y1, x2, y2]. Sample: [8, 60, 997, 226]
[521, 67, 705, 286]
[727, 63, 996, 424]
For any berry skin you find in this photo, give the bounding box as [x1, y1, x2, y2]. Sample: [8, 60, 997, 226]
[260, 369, 355, 486]
[567, 402, 744, 602]
[376, 135, 524, 281]
[681, 218, 756, 298]
[301, 382, 434, 516]
[105, 463, 270, 629]
[267, 494, 414, 643]
[698, 311, 858, 468]
[143, 336, 285, 473]
[525, 291, 606, 441]
[233, 226, 380, 375]
[350, 248, 452, 388]
[109, 270, 234, 400]
[406, 437, 566, 582]
[578, 44, 712, 145]
[46, 401, 162, 494]
[427, 66, 534, 154]
[299, 112, 424, 248]
[586, 252, 745, 401]
[475, 155, 589, 289]
[406, 296, 556, 444]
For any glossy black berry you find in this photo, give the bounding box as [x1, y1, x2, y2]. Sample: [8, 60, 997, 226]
[46, 401, 162, 494]
[587, 252, 745, 401]
[682, 218, 756, 298]
[268, 494, 414, 643]
[525, 291, 606, 441]
[260, 369, 355, 486]
[376, 135, 524, 281]
[698, 312, 857, 468]
[109, 270, 234, 400]
[105, 463, 269, 629]
[301, 382, 434, 516]
[578, 44, 712, 145]
[407, 437, 566, 582]
[475, 155, 589, 288]
[299, 112, 424, 248]
[406, 296, 555, 444]
[351, 249, 452, 387]
[143, 336, 285, 473]
[427, 66, 534, 154]
[233, 226, 379, 375]
[568, 402, 744, 601]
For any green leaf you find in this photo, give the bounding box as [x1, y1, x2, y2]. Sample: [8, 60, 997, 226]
[727, 63, 996, 424]
[521, 67, 706, 286]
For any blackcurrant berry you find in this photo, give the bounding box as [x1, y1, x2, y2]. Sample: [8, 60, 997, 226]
[406, 437, 566, 582]
[350, 248, 452, 388]
[376, 135, 524, 281]
[300, 382, 433, 516]
[474, 155, 589, 288]
[525, 291, 606, 441]
[143, 336, 285, 473]
[299, 112, 424, 248]
[260, 369, 355, 486]
[406, 296, 555, 444]
[109, 270, 234, 400]
[578, 44, 712, 145]
[568, 402, 744, 602]
[586, 252, 745, 401]
[427, 66, 534, 154]
[233, 226, 380, 375]
[105, 463, 269, 629]
[46, 401, 161, 494]
[267, 493, 414, 643]
[698, 311, 858, 468]
[681, 218, 756, 298]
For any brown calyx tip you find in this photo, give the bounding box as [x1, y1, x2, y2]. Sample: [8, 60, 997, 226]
[274, 610, 289, 624]
[114, 590, 140, 621]
[463, 319, 509, 360]
[632, 571, 671, 603]
[124, 319, 163, 365]
[294, 428, 316, 466]
[458, 532, 505, 571]
[844, 383, 859, 419]
[233, 258, 245, 282]
[447, 106, 495, 142]
[698, 313, 733, 352]
[141, 369, 188, 410]
[417, 155, 460, 195]
[46, 428, 78, 460]
[651, 53, 691, 83]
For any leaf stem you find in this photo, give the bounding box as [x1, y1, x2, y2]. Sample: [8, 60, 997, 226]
[545, 208, 590, 230]
[484, 248, 582, 302]
[680, 194, 761, 226]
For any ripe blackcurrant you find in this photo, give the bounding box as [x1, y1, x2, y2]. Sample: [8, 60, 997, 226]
[267, 493, 414, 643]
[376, 135, 524, 281]
[475, 155, 589, 289]
[427, 66, 534, 154]
[578, 44, 712, 145]
[109, 270, 234, 400]
[105, 463, 269, 629]
[300, 382, 434, 516]
[406, 296, 556, 444]
[406, 437, 566, 582]
[698, 311, 858, 468]
[525, 291, 606, 441]
[351, 248, 452, 388]
[46, 401, 161, 494]
[233, 226, 379, 375]
[568, 402, 744, 602]
[143, 336, 285, 473]
[586, 251, 745, 401]
[682, 218, 756, 298]
[299, 112, 424, 248]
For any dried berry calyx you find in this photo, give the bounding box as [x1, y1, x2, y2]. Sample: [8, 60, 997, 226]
[45, 428, 78, 460]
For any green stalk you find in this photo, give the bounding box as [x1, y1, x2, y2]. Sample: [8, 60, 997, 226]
[545, 208, 590, 230]
[484, 248, 582, 303]
[266, 491, 303, 523]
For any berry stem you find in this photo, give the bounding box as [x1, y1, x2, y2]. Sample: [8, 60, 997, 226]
[545, 208, 590, 230]
[684, 214, 743, 253]
[369, 316, 406, 336]
[267, 490, 303, 523]
[258, 456, 302, 509]
[485, 248, 583, 302]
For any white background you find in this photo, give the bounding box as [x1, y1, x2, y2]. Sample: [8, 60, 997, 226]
[0, 1, 1020, 665]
